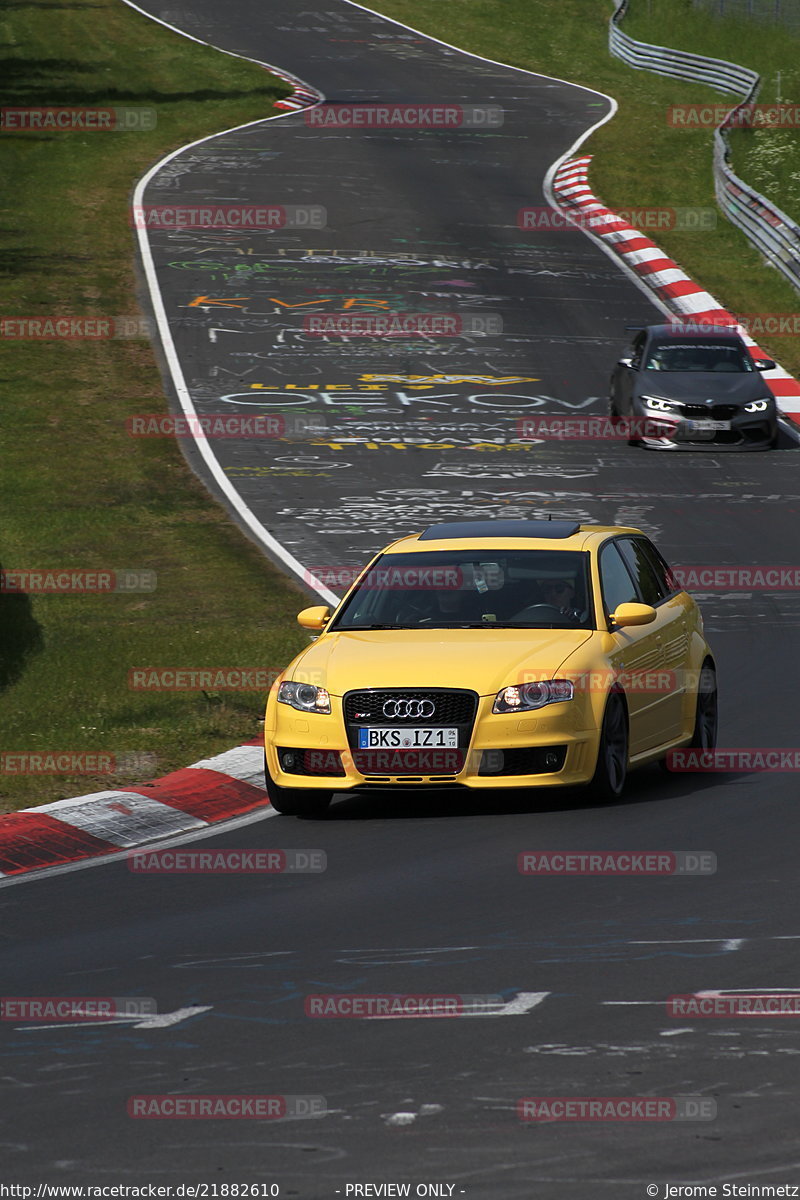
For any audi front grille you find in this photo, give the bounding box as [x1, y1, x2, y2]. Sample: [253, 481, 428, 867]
[343, 689, 479, 776]
[344, 689, 477, 726]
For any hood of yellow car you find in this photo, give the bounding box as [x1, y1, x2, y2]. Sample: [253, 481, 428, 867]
[289, 628, 594, 696]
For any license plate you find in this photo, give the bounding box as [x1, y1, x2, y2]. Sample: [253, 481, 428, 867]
[357, 726, 458, 749]
[686, 418, 730, 432]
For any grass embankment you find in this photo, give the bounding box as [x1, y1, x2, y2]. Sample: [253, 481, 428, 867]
[368, 0, 800, 368]
[0, 0, 308, 811]
[623, 0, 800, 225]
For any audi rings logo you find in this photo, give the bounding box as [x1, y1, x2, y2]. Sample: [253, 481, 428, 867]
[382, 698, 436, 720]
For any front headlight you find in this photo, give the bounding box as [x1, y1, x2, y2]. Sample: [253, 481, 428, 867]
[493, 680, 574, 713]
[641, 395, 675, 412]
[743, 398, 772, 413]
[277, 681, 331, 714]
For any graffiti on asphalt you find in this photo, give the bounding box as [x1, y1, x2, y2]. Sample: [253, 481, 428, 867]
[276, 488, 598, 536]
[423, 460, 601, 479]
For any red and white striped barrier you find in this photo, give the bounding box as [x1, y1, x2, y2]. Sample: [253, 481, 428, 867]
[0, 739, 270, 877]
[551, 156, 800, 427]
[271, 77, 321, 112]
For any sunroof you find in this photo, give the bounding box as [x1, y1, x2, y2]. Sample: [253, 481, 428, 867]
[419, 520, 582, 541]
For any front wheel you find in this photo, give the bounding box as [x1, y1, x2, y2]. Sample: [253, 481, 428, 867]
[690, 662, 718, 751]
[264, 754, 333, 817]
[590, 691, 629, 802]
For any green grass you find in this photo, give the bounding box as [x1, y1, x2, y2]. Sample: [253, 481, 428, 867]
[0, 0, 310, 812]
[623, 0, 800, 227]
[368, 0, 800, 367]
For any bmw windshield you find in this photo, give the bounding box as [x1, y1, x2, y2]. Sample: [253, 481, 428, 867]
[643, 340, 754, 373]
[330, 550, 594, 630]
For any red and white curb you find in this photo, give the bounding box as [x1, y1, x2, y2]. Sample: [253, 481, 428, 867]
[551, 156, 800, 427]
[0, 739, 269, 877]
[271, 78, 320, 112]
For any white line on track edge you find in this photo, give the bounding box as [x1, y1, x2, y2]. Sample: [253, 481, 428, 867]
[121, 0, 339, 607]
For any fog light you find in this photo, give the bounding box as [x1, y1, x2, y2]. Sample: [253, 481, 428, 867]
[544, 752, 559, 768]
[281, 752, 296, 770]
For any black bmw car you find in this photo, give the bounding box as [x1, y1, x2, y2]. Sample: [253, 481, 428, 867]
[609, 324, 778, 450]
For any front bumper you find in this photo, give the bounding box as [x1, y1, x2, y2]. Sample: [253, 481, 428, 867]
[265, 690, 600, 791]
[636, 406, 776, 451]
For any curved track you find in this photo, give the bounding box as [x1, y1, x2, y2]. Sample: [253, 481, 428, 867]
[3, 3, 800, 1195]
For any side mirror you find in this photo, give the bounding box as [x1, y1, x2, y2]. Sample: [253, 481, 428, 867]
[617, 356, 633, 368]
[753, 357, 776, 372]
[612, 602, 657, 628]
[297, 605, 330, 632]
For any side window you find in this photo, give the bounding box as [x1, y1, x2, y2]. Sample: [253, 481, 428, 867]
[599, 542, 639, 619]
[630, 332, 646, 370]
[617, 538, 667, 606]
[638, 539, 679, 596]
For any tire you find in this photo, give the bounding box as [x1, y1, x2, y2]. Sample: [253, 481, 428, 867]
[689, 661, 718, 752]
[627, 408, 641, 447]
[264, 753, 333, 817]
[609, 394, 639, 446]
[590, 691, 629, 802]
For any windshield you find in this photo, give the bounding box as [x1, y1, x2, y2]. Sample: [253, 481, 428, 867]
[643, 341, 754, 373]
[330, 550, 594, 630]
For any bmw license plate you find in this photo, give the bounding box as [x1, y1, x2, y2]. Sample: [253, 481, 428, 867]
[686, 418, 730, 432]
[358, 727, 458, 749]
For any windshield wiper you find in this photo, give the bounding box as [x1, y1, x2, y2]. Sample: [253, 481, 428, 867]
[334, 624, 420, 630]
[336, 622, 579, 631]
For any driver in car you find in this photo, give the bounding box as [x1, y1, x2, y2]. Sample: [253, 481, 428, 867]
[539, 578, 582, 622]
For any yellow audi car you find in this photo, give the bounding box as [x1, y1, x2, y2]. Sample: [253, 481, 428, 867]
[263, 520, 717, 816]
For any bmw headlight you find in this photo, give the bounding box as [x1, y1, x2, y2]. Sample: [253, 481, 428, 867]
[277, 681, 331, 714]
[641, 395, 675, 412]
[493, 680, 574, 713]
[743, 398, 772, 413]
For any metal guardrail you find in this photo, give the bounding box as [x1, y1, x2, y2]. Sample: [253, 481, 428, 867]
[609, 0, 800, 294]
